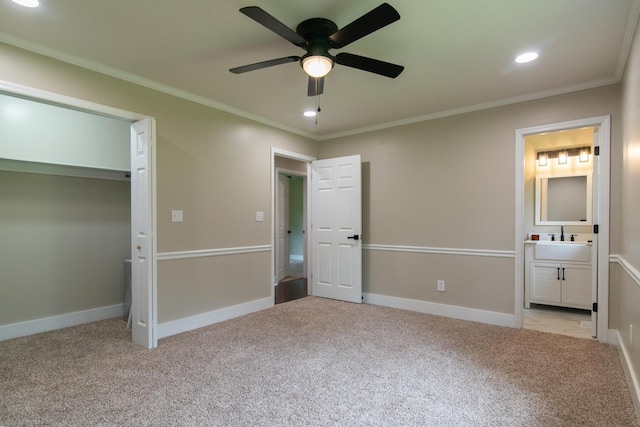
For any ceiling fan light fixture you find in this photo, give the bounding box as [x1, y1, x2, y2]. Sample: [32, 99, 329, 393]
[302, 55, 334, 78]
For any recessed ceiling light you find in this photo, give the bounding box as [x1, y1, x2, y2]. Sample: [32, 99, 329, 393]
[12, 0, 39, 7]
[303, 110, 317, 117]
[515, 52, 538, 64]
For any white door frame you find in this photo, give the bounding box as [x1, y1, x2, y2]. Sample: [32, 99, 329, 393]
[271, 148, 316, 300]
[515, 115, 610, 343]
[0, 80, 158, 348]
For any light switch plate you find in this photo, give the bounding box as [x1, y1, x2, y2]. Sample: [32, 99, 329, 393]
[256, 211, 264, 222]
[171, 210, 183, 223]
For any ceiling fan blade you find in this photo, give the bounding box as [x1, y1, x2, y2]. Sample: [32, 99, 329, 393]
[335, 52, 404, 78]
[229, 56, 300, 74]
[308, 76, 324, 96]
[240, 6, 307, 47]
[329, 3, 400, 49]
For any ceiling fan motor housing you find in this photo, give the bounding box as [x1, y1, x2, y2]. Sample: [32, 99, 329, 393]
[297, 18, 338, 64]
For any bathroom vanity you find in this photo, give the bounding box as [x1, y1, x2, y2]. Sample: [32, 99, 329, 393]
[524, 241, 592, 310]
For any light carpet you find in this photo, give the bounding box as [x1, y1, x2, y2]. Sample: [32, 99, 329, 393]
[0, 297, 637, 426]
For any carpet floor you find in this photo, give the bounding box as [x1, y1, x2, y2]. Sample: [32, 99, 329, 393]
[0, 297, 637, 426]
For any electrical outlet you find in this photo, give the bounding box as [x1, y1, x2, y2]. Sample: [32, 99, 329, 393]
[256, 211, 264, 222]
[630, 324, 634, 345]
[171, 210, 183, 223]
[437, 280, 445, 292]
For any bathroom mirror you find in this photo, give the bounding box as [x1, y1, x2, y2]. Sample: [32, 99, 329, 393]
[535, 172, 592, 225]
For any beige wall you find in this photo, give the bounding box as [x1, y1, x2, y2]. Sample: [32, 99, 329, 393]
[320, 85, 620, 315]
[0, 171, 130, 324]
[0, 42, 318, 324]
[0, 34, 633, 343]
[612, 18, 640, 383]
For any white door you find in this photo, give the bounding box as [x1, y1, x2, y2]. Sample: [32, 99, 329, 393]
[275, 173, 290, 282]
[590, 126, 600, 338]
[131, 119, 156, 348]
[311, 155, 362, 303]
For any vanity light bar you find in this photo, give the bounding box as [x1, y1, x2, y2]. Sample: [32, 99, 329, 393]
[536, 146, 591, 162]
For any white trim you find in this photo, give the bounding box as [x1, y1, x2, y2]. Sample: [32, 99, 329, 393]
[272, 148, 317, 163]
[364, 293, 515, 328]
[0, 304, 124, 342]
[515, 125, 525, 329]
[364, 244, 514, 258]
[515, 115, 611, 343]
[0, 158, 130, 181]
[157, 245, 271, 261]
[610, 254, 640, 287]
[613, 330, 640, 413]
[596, 117, 611, 342]
[157, 297, 272, 339]
[0, 80, 145, 121]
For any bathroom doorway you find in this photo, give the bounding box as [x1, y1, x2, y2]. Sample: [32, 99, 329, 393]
[524, 126, 596, 338]
[515, 116, 610, 342]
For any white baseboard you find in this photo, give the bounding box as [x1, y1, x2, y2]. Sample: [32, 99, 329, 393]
[157, 297, 273, 339]
[363, 293, 515, 328]
[0, 304, 124, 342]
[613, 330, 640, 412]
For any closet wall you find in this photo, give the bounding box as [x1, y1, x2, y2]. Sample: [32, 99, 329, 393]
[0, 93, 131, 330]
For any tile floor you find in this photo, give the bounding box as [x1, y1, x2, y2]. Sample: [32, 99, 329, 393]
[523, 304, 593, 339]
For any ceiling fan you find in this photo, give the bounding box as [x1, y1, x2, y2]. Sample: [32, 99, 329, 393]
[229, 3, 404, 97]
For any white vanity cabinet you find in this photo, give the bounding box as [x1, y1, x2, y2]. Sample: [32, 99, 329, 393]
[525, 242, 592, 310]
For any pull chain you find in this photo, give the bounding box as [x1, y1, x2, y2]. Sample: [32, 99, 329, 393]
[315, 94, 321, 126]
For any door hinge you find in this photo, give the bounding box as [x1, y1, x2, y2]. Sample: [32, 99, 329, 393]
[594, 146, 600, 156]
[593, 224, 599, 234]
[593, 302, 598, 312]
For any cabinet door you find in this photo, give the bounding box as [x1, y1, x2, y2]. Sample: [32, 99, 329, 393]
[530, 262, 562, 303]
[561, 263, 592, 308]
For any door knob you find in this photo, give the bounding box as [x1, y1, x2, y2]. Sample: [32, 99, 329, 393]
[137, 245, 142, 250]
[347, 234, 360, 241]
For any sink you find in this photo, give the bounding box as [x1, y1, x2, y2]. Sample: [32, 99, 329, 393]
[535, 242, 591, 262]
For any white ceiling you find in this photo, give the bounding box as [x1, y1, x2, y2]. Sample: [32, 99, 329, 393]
[0, 0, 638, 139]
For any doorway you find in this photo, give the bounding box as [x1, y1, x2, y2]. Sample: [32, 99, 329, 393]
[523, 126, 596, 338]
[0, 81, 157, 348]
[271, 148, 364, 306]
[515, 116, 610, 342]
[274, 161, 308, 304]
[275, 170, 307, 304]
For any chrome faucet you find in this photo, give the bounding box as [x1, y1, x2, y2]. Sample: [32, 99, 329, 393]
[560, 226, 565, 241]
